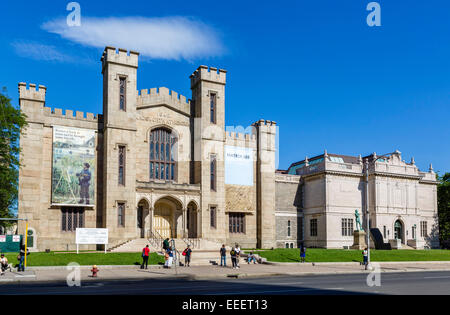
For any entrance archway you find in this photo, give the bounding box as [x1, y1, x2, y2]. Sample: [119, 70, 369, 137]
[153, 196, 182, 239]
[394, 220, 404, 243]
[187, 201, 198, 238]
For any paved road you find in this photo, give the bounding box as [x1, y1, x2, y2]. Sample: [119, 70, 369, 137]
[0, 271, 450, 295]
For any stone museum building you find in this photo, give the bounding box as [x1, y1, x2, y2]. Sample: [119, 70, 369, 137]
[17, 47, 440, 251]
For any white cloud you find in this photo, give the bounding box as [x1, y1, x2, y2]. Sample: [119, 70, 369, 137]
[11, 41, 74, 63]
[41, 16, 224, 61]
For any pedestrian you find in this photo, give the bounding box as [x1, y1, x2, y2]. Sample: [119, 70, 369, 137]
[18, 244, 27, 272]
[230, 248, 238, 269]
[362, 247, 368, 267]
[220, 244, 227, 267]
[183, 245, 192, 267]
[141, 245, 150, 269]
[166, 246, 174, 268]
[300, 244, 306, 263]
[0, 254, 10, 275]
[247, 251, 257, 264]
[163, 238, 170, 251]
[235, 244, 241, 268]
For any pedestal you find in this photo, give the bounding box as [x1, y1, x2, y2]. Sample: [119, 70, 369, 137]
[351, 230, 367, 250]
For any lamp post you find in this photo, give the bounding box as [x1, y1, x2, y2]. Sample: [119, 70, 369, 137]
[364, 151, 397, 270]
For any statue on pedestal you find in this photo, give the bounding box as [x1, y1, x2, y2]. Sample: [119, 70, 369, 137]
[355, 209, 364, 232]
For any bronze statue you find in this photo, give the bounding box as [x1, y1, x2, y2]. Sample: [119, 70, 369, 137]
[355, 209, 364, 232]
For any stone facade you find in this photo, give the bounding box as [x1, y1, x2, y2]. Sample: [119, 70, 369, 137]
[276, 151, 440, 249]
[17, 47, 277, 251]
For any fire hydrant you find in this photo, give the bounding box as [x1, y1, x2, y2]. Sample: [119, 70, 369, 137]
[91, 265, 99, 277]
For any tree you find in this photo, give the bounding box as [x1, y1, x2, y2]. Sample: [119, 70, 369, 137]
[437, 173, 450, 243]
[0, 88, 27, 224]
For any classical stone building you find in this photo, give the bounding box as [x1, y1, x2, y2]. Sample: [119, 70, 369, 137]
[17, 47, 276, 251]
[275, 151, 440, 249]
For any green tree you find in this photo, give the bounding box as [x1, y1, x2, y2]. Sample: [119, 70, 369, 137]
[437, 173, 450, 242]
[0, 88, 27, 224]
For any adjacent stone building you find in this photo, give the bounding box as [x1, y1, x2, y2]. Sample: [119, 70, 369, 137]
[275, 151, 440, 249]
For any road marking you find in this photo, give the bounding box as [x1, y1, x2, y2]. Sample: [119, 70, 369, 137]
[423, 276, 450, 279]
[15, 275, 36, 278]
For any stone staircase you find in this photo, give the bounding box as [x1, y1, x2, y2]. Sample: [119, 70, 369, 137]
[109, 238, 159, 253]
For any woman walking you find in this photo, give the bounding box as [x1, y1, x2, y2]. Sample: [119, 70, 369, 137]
[300, 244, 306, 263]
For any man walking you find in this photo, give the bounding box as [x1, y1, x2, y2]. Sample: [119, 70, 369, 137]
[183, 245, 192, 267]
[18, 244, 26, 272]
[220, 244, 227, 267]
[230, 247, 238, 269]
[141, 245, 150, 269]
[234, 244, 241, 268]
[362, 247, 368, 268]
[300, 244, 306, 263]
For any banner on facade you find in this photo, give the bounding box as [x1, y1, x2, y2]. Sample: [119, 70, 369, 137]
[225, 145, 254, 186]
[75, 228, 108, 245]
[52, 126, 95, 206]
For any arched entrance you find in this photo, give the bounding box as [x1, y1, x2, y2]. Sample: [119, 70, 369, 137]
[137, 199, 150, 238]
[394, 220, 404, 243]
[153, 196, 182, 239]
[187, 201, 198, 238]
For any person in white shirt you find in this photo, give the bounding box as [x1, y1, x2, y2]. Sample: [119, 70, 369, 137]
[0, 254, 9, 275]
[234, 244, 241, 268]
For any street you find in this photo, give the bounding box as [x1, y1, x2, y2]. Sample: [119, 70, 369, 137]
[1, 271, 450, 295]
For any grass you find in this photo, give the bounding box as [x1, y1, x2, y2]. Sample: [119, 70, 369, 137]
[2, 252, 164, 267]
[255, 248, 450, 263]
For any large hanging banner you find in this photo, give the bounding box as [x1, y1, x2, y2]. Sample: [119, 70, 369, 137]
[52, 126, 95, 206]
[225, 145, 254, 186]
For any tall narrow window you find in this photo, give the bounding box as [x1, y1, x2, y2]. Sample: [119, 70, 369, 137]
[310, 219, 318, 237]
[210, 155, 216, 191]
[287, 220, 291, 237]
[118, 203, 125, 227]
[383, 226, 387, 238]
[420, 221, 428, 237]
[210, 93, 216, 124]
[119, 77, 126, 111]
[210, 206, 217, 229]
[118, 145, 126, 186]
[149, 128, 177, 181]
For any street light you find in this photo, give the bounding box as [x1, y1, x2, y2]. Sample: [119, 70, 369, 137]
[364, 151, 397, 270]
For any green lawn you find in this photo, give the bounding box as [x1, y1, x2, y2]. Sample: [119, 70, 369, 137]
[2, 252, 164, 267]
[256, 248, 450, 263]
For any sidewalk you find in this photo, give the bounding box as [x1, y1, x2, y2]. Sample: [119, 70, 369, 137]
[1, 261, 449, 283]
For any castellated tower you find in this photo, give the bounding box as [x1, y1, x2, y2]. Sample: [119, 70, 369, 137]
[253, 119, 277, 249]
[101, 47, 139, 244]
[190, 66, 227, 241]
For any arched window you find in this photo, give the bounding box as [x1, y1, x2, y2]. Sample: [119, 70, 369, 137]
[149, 128, 177, 181]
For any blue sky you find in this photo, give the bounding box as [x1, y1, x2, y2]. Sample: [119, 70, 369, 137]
[1, 0, 449, 173]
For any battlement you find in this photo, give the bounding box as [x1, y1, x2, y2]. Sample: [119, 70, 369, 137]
[252, 119, 277, 127]
[225, 131, 257, 149]
[43, 106, 102, 122]
[137, 87, 191, 114]
[18, 82, 46, 103]
[190, 65, 227, 88]
[101, 46, 139, 70]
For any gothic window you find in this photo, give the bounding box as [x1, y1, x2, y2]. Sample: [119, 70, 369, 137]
[149, 128, 177, 181]
[61, 208, 85, 232]
[210, 93, 217, 124]
[210, 155, 216, 191]
[119, 77, 126, 111]
[210, 206, 217, 229]
[118, 203, 125, 227]
[229, 213, 245, 234]
[118, 145, 126, 186]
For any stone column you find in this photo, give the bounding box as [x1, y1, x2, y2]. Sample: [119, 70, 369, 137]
[182, 208, 187, 238]
[148, 206, 153, 238]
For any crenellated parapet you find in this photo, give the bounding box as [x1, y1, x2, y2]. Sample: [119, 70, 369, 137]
[18, 82, 46, 103]
[190, 65, 227, 88]
[137, 87, 190, 115]
[43, 106, 102, 123]
[101, 46, 139, 71]
[225, 131, 257, 149]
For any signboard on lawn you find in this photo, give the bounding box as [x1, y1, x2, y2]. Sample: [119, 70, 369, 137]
[76, 228, 108, 245]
